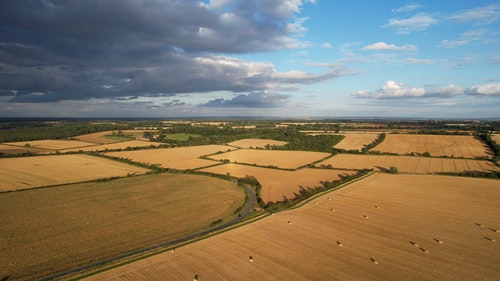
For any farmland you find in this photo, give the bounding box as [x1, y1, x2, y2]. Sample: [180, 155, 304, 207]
[84, 173, 500, 281]
[105, 145, 234, 170]
[373, 134, 492, 158]
[207, 149, 331, 169]
[5, 139, 97, 150]
[228, 138, 288, 148]
[334, 132, 381, 151]
[201, 163, 356, 202]
[0, 154, 150, 192]
[0, 173, 245, 280]
[317, 154, 500, 174]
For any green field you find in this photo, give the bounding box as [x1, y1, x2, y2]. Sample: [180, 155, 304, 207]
[165, 133, 202, 141]
[0, 173, 245, 280]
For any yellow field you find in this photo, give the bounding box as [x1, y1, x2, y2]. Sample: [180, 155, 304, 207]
[373, 134, 492, 158]
[105, 145, 234, 170]
[0, 154, 150, 191]
[201, 163, 355, 202]
[207, 149, 331, 169]
[492, 134, 500, 144]
[334, 133, 380, 151]
[0, 143, 50, 155]
[0, 173, 245, 280]
[85, 174, 500, 281]
[318, 154, 500, 174]
[74, 131, 123, 144]
[228, 138, 288, 148]
[60, 140, 163, 152]
[5, 139, 96, 150]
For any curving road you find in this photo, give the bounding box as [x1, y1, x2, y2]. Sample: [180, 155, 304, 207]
[38, 184, 257, 281]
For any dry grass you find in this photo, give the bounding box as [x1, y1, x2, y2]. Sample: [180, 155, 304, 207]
[228, 138, 288, 148]
[373, 134, 492, 158]
[105, 145, 234, 170]
[207, 149, 330, 169]
[84, 174, 500, 281]
[0, 154, 149, 191]
[4, 139, 96, 150]
[492, 134, 500, 144]
[201, 163, 356, 202]
[0, 173, 245, 281]
[0, 144, 51, 155]
[318, 154, 500, 174]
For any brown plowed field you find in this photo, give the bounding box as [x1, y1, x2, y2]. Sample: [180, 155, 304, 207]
[201, 163, 356, 202]
[5, 139, 97, 150]
[85, 174, 500, 281]
[0, 173, 244, 280]
[0, 154, 149, 192]
[318, 154, 500, 173]
[105, 145, 234, 170]
[334, 133, 380, 151]
[373, 134, 492, 158]
[60, 140, 163, 152]
[207, 149, 330, 169]
[228, 138, 288, 148]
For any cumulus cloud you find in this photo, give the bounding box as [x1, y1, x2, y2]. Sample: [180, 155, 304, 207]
[362, 42, 417, 51]
[200, 91, 291, 107]
[383, 13, 438, 34]
[0, 0, 332, 103]
[466, 83, 500, 96]
[352, 81, 464, 99]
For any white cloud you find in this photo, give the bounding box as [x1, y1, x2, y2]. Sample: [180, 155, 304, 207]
[439, 29, 487, 48]
[321, 43, 332, 48]
[402, 58, 434, 64]
[383, 13, 438, 34]
[362, 42, 417, 51]
[352, 81, 464, 99]
[466, 83, 500, 96]
[448, 4, 500, 25]
[392, 3, 424, 13]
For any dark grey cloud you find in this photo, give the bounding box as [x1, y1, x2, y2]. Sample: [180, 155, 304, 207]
[200, 91, 291, 108]
[0, 0, 340, 104]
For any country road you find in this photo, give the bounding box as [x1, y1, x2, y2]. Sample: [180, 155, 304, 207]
[38, 183, 258, 281]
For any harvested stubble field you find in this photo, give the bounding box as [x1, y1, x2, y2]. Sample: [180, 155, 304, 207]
[201, 163, 356, 202]
[84, 173, 500, 281]
[228, 138, 288, 148]
[207, 149, 331, 169]
[334, 133, 380, 151]
[105, 145, 234, 170]
[75, 131, 124, 144]
[493, 134, 500, 144]
[0, 173, 245, 281]
[59, 140, 163, 152]
[0, 154, 150, 192]
[0, 143, 50, 155]
[373, 134, 492, 158]
[318, 154, 500, 174]
[5, 139, 97, 150]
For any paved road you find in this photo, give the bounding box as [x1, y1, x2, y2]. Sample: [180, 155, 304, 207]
[38, 183, 257, 281]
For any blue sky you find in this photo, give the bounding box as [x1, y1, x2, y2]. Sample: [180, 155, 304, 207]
[0, 0, 499, 118]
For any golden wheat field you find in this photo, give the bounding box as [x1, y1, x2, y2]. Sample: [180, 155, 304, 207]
[373, 134, 491, 158]
[74, 131, 124, 144]
[5, 139, 97, 150]
[0, 143, 50, 155]
[59, 140, 163, 152]
[318, 154, 500, 174]
[228, 138, 288, 148]
[207, 149, 330, 169]
[334, 133, 380, 151]
[105, 145, 234, 170]
[492, 134, 500, 144]
[84, 173, 500, 281]
[0, 173, 245, 280]
[0, 154, 149, 191]
[201, 163, 356, 202]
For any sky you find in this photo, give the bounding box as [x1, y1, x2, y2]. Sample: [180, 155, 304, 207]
[0, 0, 499, 118]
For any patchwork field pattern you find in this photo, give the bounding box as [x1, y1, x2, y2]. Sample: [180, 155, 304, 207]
[0, 144, 50, 155]
[318, 154, 500, 174]
[85, 174, 500, 281]
[105, 145, 234, 170]
[373, 134, 492, 158]
[228, 138, 288, 148]
[0, 173, 245, 280]
[60, 140, 163, 152]
[334, 133, 380, 151]
[207, 149, 331, 169]
[201, 163, 355, 202]
[74, 131, 124, 144]
[5, 139, 97, 150]
[0, 154, 150, 191]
